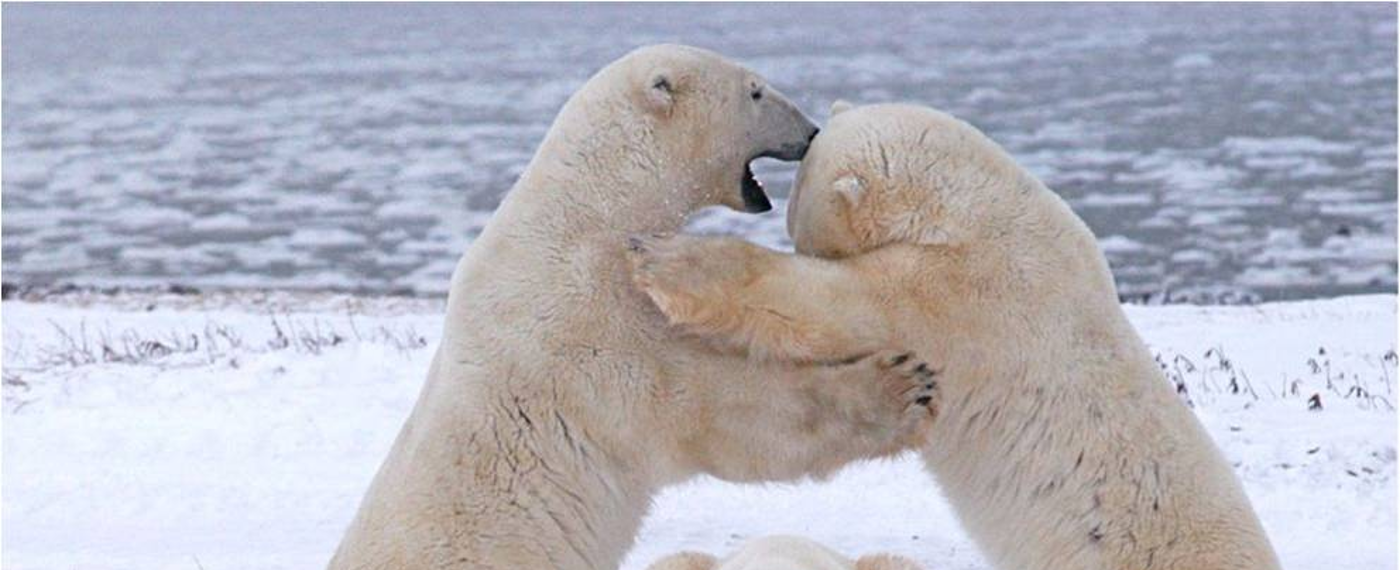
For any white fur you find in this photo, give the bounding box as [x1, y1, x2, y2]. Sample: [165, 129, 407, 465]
[646, 536, 922, 570]
[327, 48, 935, 570]
[630, 103, 1283, 570]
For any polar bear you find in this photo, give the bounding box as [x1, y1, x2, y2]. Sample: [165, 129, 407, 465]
[646, 535, 923, 570]
[327, 50, 939, 570]
[627, 102, 1282, 570]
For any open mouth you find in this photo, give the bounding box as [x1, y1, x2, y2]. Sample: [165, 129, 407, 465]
[738, 134, 815, 214]
[740, 161, 774, 213]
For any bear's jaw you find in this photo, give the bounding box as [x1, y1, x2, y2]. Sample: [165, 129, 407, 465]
[739, 162, 773, 213]
[738, 133, 814, 214]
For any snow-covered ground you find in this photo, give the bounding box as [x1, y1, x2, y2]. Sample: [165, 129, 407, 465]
[2, 293, 1396, 569]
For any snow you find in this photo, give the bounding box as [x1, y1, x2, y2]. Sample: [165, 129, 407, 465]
[1097, 235, 1153, 255]
[1172, 53, 1216, 69]
[1075, 192, 1155, 208]
[189, 213, 254, 232]
[1223, 136, 1358, 157]
[2, 293, 1394, 569]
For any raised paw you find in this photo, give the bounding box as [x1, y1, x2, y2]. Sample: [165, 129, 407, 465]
[870, 349, 941, 437]
[625, 233, 761, 325]
[813, 349, 941, 454]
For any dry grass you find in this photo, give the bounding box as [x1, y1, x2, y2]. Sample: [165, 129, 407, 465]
[5, 313, 429, 375]
[1156, 345, 1397, 411]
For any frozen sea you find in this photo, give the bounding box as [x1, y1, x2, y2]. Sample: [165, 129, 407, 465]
[2, 3, 1396, 301]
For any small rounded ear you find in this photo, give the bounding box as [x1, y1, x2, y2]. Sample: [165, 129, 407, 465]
[830, 99, 855, 116]
[832, 175, 864, 207]
[642, 69, 676, 115]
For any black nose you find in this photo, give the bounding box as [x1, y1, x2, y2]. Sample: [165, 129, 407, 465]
[807, 128, 820, 143]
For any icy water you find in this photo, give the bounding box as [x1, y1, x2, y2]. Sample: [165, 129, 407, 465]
[3, 3, 1395, 301]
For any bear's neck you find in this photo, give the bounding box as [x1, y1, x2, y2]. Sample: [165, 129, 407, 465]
[958, 180, 1122, 311]
[499, 133, 712, 243]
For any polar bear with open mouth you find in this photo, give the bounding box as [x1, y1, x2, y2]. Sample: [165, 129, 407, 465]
[328, 49, 939, 570]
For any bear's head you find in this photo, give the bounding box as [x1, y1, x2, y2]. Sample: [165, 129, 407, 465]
[589, 45, 819, 213]
[788, 102, 1038, 257]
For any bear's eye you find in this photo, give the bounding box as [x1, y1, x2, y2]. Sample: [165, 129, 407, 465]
[750, 87, 763, 101]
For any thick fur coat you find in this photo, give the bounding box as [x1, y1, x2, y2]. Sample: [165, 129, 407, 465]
[629, 102, 1282, 570]
[328, 51, 937, 570]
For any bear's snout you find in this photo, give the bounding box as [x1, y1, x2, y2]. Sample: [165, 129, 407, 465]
[760, 126, 819, 162]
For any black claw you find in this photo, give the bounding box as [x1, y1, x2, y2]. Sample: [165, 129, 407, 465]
[915, 395, 933, 406]
[890, 353, 912, 366]
[836, 352, 870, 366]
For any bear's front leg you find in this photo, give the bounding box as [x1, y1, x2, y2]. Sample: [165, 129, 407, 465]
[627, 233, 889, 363]
[682, 350, 939, 483]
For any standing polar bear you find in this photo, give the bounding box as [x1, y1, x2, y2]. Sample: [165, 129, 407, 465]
[328, 48, 939, 570]
[629, 102, 1282, 570]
